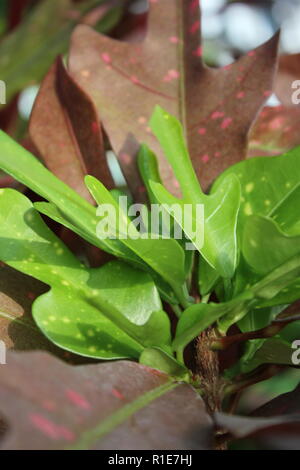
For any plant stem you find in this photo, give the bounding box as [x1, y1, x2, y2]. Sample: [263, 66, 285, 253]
[195, 327, 223, 414]
[176, 348, 184, 365]
[171, 303, 183, 318]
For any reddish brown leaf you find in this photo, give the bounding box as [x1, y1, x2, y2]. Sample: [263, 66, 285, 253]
[249, 54, 300, 157]
[68, 0, 279, 198]
[252, 384, 300, 417]
[275, 53, 300, 107]
[0, 351, 213, 450]
[215, 411, 300, 450]
[249, 105, 300, 157]
[216, 384, 300, 449]
[29, 56, 114, 202]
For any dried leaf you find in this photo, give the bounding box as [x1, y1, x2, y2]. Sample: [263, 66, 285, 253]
[0, 351, 213, 450]
[68, 0, 279, 197]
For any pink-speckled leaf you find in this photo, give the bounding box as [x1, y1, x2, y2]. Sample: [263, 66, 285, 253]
[29, 56, 114, 202]
[275, 53, 300, 107]
[68, 0, 279, 197]
[0, 351, 213, 450]
[249, 106, 300, 157]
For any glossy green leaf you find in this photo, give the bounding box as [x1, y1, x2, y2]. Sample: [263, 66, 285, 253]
[233, 305, 288, 375]
[138, 144, 163, 205]
[0, 130, 138, 262]
[173, 293, 254, 352]
[198, 258, 220, 297]
[238, 338, 295, 374]
[243, 216, 300, 276]
[85, 175, 188, 305]
[271, 184, 300, 236]
[0, 189, 172, 359]
[139, 348, 189, 380]
[212, 147, 300, 236]
[241, 215, 300, 306]
[219, 254, 300, 333]
[175, 246, 300, 348]
[149, 107, 241, 279]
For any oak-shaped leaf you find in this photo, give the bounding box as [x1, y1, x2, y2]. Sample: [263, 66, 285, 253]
[0, 351, 213, 450]
[68, 0, 279, 198]
[29, 56, 114, 202]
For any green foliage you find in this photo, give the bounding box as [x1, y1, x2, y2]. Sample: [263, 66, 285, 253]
[0, 108, 299, 382]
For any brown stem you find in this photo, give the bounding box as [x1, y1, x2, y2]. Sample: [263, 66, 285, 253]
[211, 315, 300, 351]
[195, 327, 224, 414]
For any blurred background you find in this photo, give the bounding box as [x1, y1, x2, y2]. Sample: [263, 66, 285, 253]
[0, 0, 300, 429]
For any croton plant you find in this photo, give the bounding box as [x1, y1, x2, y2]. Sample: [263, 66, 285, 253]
[0, 0, 300, 451]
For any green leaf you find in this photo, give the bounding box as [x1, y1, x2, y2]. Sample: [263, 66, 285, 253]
[0, 129, 138, 262]
[219, 255, 300, 333]
[238, 338, 295, 374]
[198, 258, 220, 297]
[149, 106, 241, 279]
[233, 305, 288, 376]
[243, 216, 300, 276]
[212, 147, 300, 236]
[173, 293, 253, 352]
[0, 131, 188, 304]
[85, 175, 188, 304]
[175, 245, 300, 347]
[271, 184, 300, 236]
[241, 215, 300, 306]
[138, 144, 163, 205]
[0, 189, 172, 359]
[139, 348, 189, 380]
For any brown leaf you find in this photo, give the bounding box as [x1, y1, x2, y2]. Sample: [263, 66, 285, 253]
[275, 53, 300, 107]
[68, 0, 279, 198]
[215, 411, 300, 438]
[252, 383, 300, 417]
[216, 384, 300, 449]
[0, 351, 213, 450]
[29, 56, 114, 202]
[249, 105, 300, 157]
